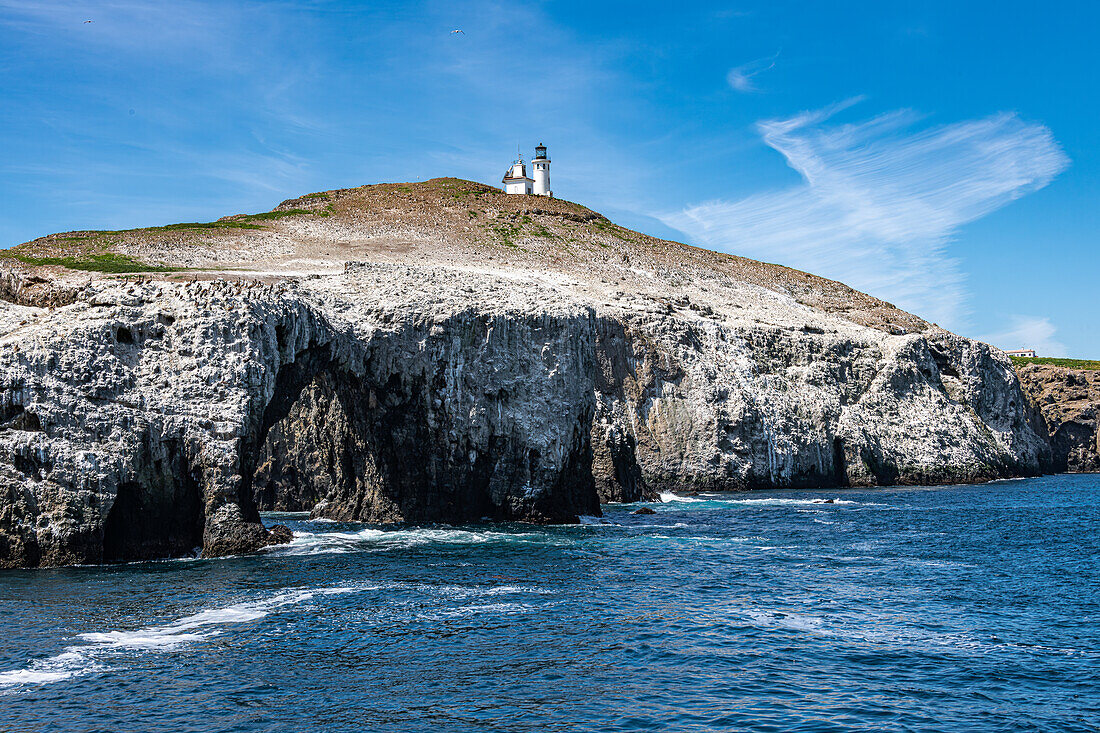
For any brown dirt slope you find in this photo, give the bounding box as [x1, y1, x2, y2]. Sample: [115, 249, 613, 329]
[2, 177, 928, 335]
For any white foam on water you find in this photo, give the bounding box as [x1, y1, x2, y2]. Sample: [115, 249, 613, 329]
[731, 604, 1098, 661]
[646, 534, 731, 543]
[0, 651, 105, 688]
[0, 577, 559, 694]
[434, 583, 554, 600]
[658, 492, 704, 503]
[78, 587, 362, 650]
[744, 609, 829, 635]
[275, 525, 560, 557]
[0, 586, 358, 692]
[77, 630, 209, 650]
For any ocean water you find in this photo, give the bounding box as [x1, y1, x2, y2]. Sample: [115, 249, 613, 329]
[1, 475, 1098, 732]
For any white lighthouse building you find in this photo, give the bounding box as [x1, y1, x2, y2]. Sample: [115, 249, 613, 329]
[502, 144, 552, 197]
[502, 156, 533, 195]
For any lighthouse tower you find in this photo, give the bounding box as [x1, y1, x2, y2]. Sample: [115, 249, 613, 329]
[532, 143, 552, 197]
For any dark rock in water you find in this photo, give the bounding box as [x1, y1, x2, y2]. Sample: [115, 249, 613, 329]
[822, 498, 835, 504]
[202, 511, 280, 559]
[265, 524, 294, 545]
[632, 507, 657, 515]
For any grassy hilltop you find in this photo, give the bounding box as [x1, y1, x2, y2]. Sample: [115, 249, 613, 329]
[1010, 356, 1100, 371]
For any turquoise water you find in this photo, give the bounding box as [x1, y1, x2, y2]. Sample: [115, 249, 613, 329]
[1, 474, 1098, 732]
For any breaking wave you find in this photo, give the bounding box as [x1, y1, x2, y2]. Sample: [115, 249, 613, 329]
[272, 525, 564, 557]
[0, 578, 553, 693]
[658, 491, 705, 503]
[0, 587, 358, 691]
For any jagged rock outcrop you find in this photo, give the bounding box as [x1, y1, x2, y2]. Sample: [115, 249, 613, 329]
[1015, 364, 1099, 473]
[588, 300, 1048, 493]
[0, 178, 1055, 567]
[247, 273, 599, 524]
[0, 270, 600, 567]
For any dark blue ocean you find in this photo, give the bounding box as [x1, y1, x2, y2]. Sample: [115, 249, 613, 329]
[2, 474, 1098, 732]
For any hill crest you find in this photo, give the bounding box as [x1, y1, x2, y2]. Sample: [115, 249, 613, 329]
[2, 177, 927, 335]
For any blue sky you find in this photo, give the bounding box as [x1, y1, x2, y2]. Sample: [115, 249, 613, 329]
[1, 1, 1096, 356]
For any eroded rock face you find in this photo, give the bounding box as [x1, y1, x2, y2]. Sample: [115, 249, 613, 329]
[0, 279, 323, 568]
[0, 270, 603, 567]
[1015, 364, 1099, 473]
[249, 308, 600, 524]
[0, 262, 1052, 568]
[590, 306, 1050, 493]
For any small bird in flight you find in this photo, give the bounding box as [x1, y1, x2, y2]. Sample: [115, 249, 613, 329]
[451, 29, 463, 34]
[84, 19, 93, 23]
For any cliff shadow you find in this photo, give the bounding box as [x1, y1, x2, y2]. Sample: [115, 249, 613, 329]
[102, 437, 204, 563]
[245, 329, 597, 524]
[591, 318, 656, 502]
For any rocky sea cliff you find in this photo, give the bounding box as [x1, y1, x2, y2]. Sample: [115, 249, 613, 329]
[0, 179, 1057, 567]
[1015, 362, 1099, 473]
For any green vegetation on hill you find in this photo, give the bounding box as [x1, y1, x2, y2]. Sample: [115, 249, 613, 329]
[140, 209, 311, 233]
[1010, 356, 1100, 371]
[3, 252, 185, 274]
[149, 221, 264, 231]
[42, 209, 312, 239]
[1, 208, 317, 274]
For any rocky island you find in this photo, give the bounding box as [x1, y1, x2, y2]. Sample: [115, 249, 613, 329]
[0, 178, 1056, 568]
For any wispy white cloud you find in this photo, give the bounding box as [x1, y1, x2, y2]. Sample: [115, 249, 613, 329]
[981, 315, 1067, 357]
[661, 101, 1069, 328]
[726, 52, 779, 93]
[0, 0, 354, 237]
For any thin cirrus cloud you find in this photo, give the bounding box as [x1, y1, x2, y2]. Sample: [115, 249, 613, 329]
[726, 52, 779, 93]
[981, 315, 1067, 357]
[661, 99, 1070, 329]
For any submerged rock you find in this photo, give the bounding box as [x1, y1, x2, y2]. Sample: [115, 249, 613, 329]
[266, 524, 294, 545]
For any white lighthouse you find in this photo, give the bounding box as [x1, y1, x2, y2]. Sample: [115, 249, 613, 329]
[532, 143, 552, 197]
[503, 144, 552, 196]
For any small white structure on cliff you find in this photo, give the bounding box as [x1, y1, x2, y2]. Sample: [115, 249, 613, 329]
[503, 144, 552, 196]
